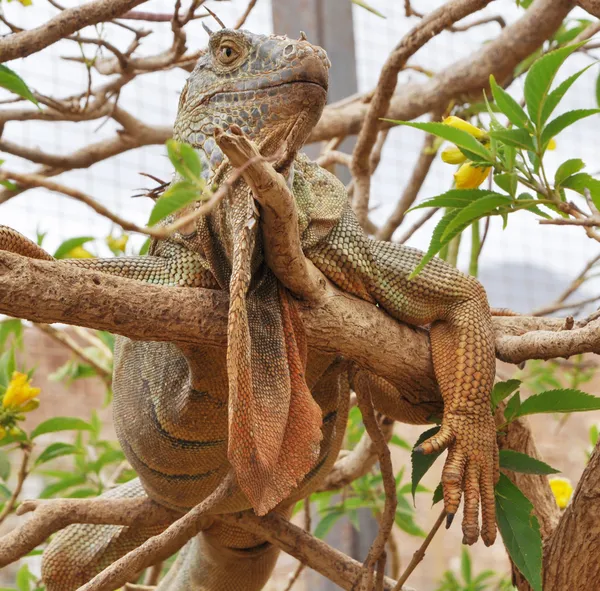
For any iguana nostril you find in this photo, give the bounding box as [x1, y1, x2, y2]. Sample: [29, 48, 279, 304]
[283, 44, 295, 57]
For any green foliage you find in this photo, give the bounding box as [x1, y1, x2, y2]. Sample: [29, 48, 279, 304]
[435, 548, 515, 590]
[410, 426, 442, 502]
[491, 379, 521, 410]
[499, 450, 559, 475]
[495, 475, 542, 591]
[53, 236, 94, 259]
[0, 65, 38, 106]
[148, 140, 209, 226]
[388, 46, 599, 277]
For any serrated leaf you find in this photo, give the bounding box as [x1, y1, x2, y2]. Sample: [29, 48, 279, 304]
[440, 194, 512, 242]
[524, 42, 586, 129]
[34, 442, 80, 467]
[31, 417, 93, 439]
[0, 450, 9, 481]
[541, 108, 600, 147]
[542, 63, 596, 125]
[409, 189, 496, 212]
[166, 140, 202, 180]
[351, 0, 386, 18]
[0, 65, 38, 106]
[409, 209, 461, 278]
[495, 474, 542, 591]
[148, 181, 205, 226]
[384, 121, 493, 162]
[489, 75, 530, 129]
[499, 449, 559, 475]
[516, 388, 600, 418]
[489, 128, 535, 151]
[53, 236, 94, 260]
[314, 510, 343, 539]
[432, 481, 443, 505]
[411, 426, 442, 503]
[491, 379, 521, 410]
[555, 158, 585, 186]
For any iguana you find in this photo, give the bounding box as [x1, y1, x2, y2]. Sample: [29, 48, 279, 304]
[0, 27, 498, 591]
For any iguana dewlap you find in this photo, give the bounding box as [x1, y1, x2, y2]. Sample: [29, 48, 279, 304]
[0, 27, 498, 591]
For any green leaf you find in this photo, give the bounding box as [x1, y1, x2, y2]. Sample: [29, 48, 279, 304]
[596, 69, 600, 109]
[148, 181, 205, 226]
[40, 474, 87, 499]
[489, 128, 535, 151]
[460, 547, 472, 584]
[0, 319, 23, 349]
[541, 108, 600, 147]
[432, 482, 443, 505]
[351, 0, 386, 17]
[34, 443, 80, 467]
[314, 510, 343, 539]
[16, 563, 33, 591]
[440, 194, 512, 242]
[555, 158, 585, 186]
[390, 434, 411, 450]
[53, 236, 94, 260]
[139, 237, 151, 255]
[489, 75, 530, 129]
[524, 42, 585, 128]
[384, 121, 493, 162]
[493, 173, 517, 197]
[166, 139, 202, 180]
[411, 426, 442, 503]
[499, 450, 560, 475]
[504, 392, 521, 422]
[31, 417, 93, 439]
[409, 189, 497, 212]
[0, 65, 38, 106]
[395, 510, 426, 537]
[491, 379, 521, 410]
[516, 388, 600, 418]
[561, 172, 600, 210]
[542, 63, 596, 125]
[409, 209, 461, 278]
[495, 474, 542, 591]
[0, 450, 9, 481]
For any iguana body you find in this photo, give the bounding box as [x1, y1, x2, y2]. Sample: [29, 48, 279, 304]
[0, 28, 498, 591]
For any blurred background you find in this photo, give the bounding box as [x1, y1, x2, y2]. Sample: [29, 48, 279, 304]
[1, 1, 599, 589]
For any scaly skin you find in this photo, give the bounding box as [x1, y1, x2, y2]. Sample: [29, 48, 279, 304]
[0, 28, 498, 591]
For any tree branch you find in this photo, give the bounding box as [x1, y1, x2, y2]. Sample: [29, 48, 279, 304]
[0, 0, 149, 63]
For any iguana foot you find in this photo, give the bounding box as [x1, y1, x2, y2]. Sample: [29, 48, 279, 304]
[416, 411, 498, 546]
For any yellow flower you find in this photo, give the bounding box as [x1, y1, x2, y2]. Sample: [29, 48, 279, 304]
[549, 477, 573, 509]
[441, 146, 467, 165]
[443, 116, 487, 139]
[65, 245, 94, 259]
[547, 138, 557, 150]
[454, 162, 491, 189]
[106, 234, 129, 253]
[3, 372, 41, 409]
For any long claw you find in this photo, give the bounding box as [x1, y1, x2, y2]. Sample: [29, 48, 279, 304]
[446, 512, 455, 528]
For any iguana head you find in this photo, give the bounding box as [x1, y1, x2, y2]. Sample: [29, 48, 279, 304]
[174, 28, 330, 174]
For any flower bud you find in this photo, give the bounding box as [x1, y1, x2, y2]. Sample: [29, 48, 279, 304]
[441, 147, 467, 165]
[443, 116, 486, 139]
[454, 162, 491, 189]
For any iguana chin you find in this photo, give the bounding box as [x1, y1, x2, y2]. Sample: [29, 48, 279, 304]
[0, 27, 498, 591]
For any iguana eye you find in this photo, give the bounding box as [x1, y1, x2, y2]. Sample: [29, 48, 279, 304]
[218, 43, 239, 65]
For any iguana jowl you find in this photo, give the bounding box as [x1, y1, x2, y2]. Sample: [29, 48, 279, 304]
[0, 27, 498, 591]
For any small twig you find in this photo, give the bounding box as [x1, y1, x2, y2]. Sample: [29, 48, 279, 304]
[392, 509, 446, 590]
[532, 295, 600, 317]
[0, 447, 31, 526]
[234, 0, 259, 29]
[396, 208, 439, 244]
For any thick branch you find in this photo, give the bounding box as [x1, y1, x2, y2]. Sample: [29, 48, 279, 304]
[577, 0, 600, 17]
[0, 0, 149, 63]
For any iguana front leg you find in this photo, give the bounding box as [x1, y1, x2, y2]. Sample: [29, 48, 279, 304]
[307, 206, 498, 546]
